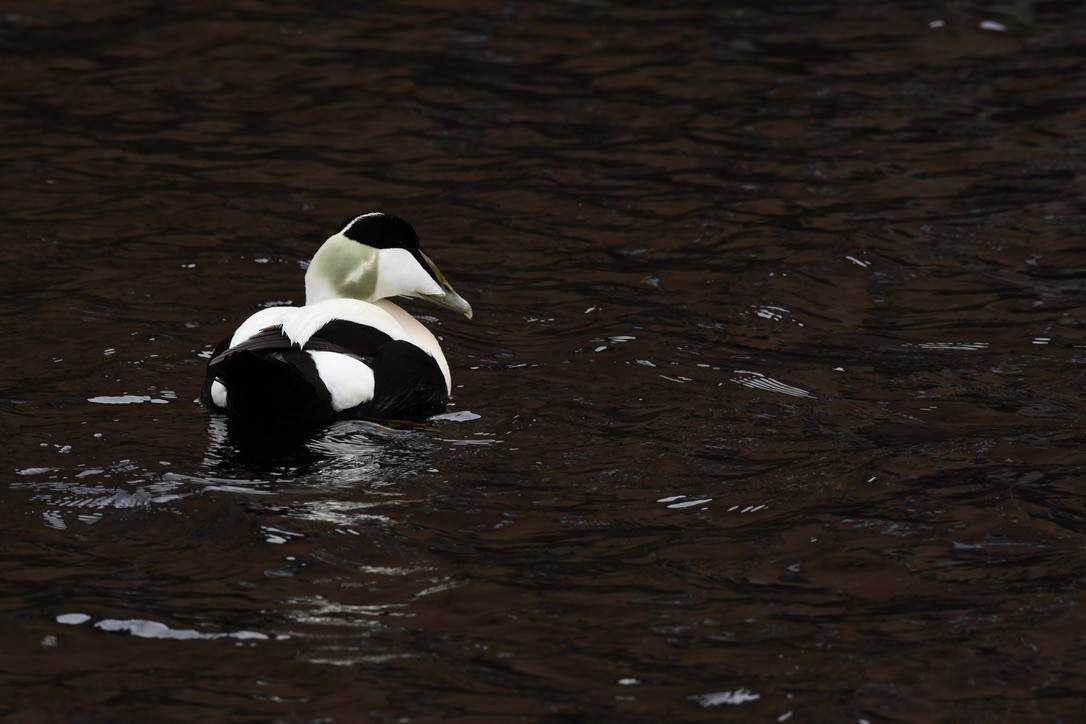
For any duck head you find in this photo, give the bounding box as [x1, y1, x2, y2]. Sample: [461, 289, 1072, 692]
[304, 212, 473, 318]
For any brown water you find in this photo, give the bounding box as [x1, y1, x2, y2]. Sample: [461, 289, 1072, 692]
[2, 1, 1085, 721]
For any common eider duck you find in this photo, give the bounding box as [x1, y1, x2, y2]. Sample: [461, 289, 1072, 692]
[199, 212, 472, 424]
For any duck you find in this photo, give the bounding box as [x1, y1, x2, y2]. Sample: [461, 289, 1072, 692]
[199, 212, 472, 424]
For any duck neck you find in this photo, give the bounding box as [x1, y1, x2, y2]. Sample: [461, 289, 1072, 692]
[304, 270, 338, 305]
[304, 234, 380, 305]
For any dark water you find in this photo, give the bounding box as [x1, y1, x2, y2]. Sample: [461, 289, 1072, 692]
[3, 1, 1085, 720]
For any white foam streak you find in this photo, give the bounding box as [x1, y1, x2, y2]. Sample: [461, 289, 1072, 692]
[730, 370, 814, 398]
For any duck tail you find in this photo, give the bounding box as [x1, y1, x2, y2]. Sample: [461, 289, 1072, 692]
[207, 348, 334, 424]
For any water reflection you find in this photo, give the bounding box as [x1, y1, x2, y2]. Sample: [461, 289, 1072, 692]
[12, 410, 458, 535]
[11, 409, 478, 675]
[202, 414, 433, 475]
[12, 461, 212, 529]
[58, 613, 283, 642]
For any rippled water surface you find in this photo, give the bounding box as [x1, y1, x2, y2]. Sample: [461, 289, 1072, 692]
[3, 1, 1086, 721]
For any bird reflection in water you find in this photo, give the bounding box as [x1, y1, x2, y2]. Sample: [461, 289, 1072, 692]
[202, 414, 435, 476]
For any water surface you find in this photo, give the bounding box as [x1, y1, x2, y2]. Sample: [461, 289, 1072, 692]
[2, 1, 1085, 721]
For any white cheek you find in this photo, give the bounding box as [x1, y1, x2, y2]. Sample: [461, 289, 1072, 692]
[374, 248, 443, 299]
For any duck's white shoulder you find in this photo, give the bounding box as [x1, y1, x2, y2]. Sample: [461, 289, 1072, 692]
[230, 299, 406, 350]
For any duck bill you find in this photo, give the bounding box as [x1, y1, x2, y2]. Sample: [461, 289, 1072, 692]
[421, 288, 473, 318]
[419, 251, 473, 319]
